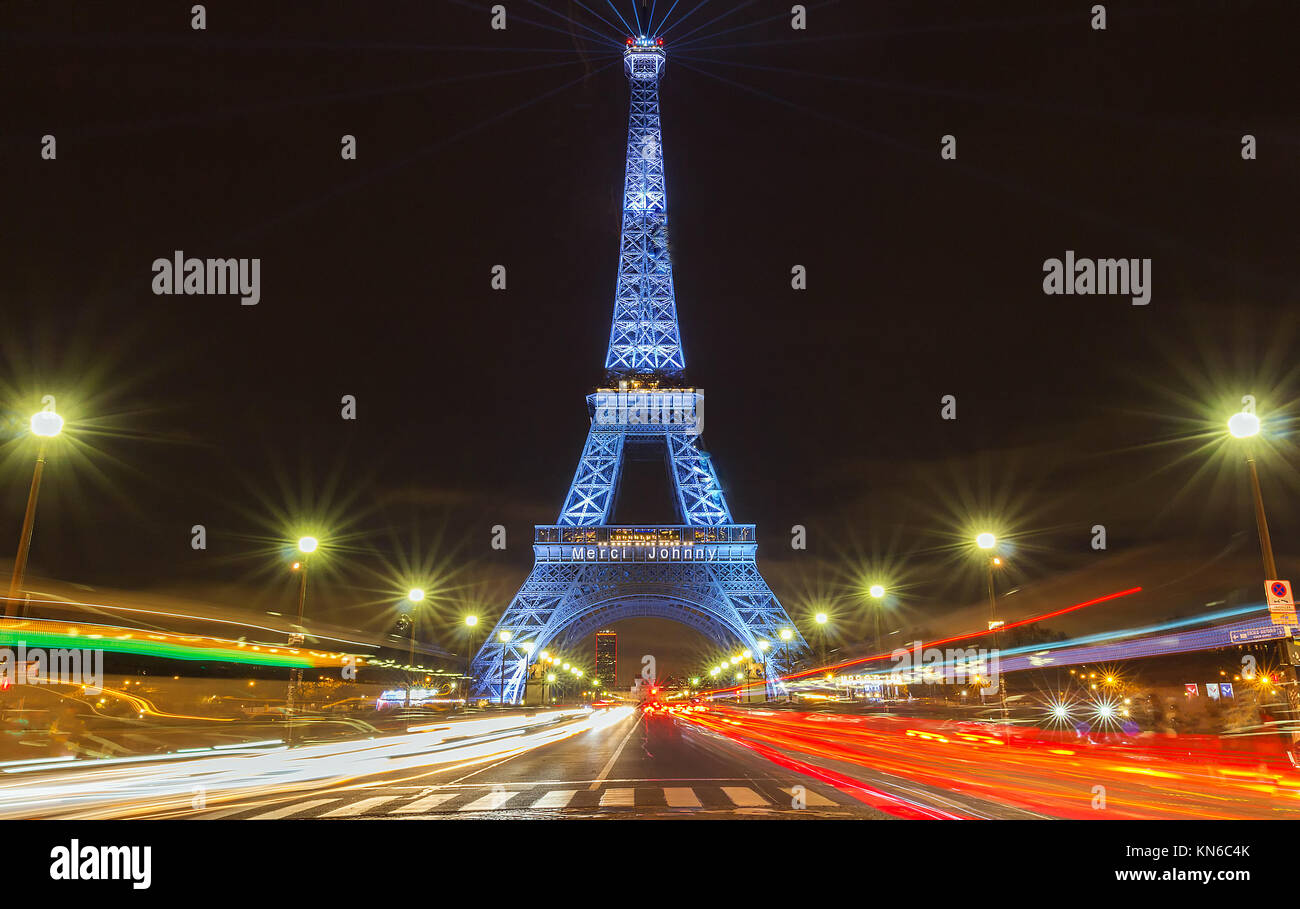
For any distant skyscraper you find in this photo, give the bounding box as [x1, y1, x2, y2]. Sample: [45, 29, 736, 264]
[596, 630, 617, 689]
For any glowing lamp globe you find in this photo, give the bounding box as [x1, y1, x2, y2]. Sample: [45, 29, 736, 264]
[779, 628, 793, 641]
[407, 588, 425, 603]
[815, 612, 828, 625]
[1227, 411, 1260, 439]
[465, 615, 478, 627]
[869, 584, 885, 599]
[30, 411, 64, 438]
[975, 533, 996, 550]
[297, 536, 319, 554]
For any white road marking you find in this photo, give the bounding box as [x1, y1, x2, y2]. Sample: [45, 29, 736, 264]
[394, 792, 460, 814]
[195, 803, 267, 820]
[248, 798, 338, 820]
[587, 712, 641, 791]
[319, 797, 397, 818]
[663, 787, 702, 808]
[598, 788, 635, 807]
[781, 786, 836, 807]
[459, 790, 517, 812]
[721, 787, 768, 807]
[531, 790, 578, 809]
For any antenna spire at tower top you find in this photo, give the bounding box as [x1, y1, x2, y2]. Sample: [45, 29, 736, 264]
[607, 35, 682, 379]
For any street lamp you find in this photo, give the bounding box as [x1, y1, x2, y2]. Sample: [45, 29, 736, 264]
[463, 615, 479, 710]
[6, 408, 65, 618]
[1227, 410, 1275, 577]
[1228, 410, 1260, 439]
[404, 588, 425, 708]
[1227, 406, 1298, 739]
[813, 612, 829, 666]
[286, 533, 322, 733]
[868, 584, 887, 655]
[779, 628, 794, 702]
[498, 629, 512, 706]
[520, 641, 536, 705]
[975, 533, 1009, 726]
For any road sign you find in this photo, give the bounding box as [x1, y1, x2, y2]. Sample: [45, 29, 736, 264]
[1266, 579, 1296, 625]
[1266, 579, 1294, 608]
[1230, 624, 1294, 643]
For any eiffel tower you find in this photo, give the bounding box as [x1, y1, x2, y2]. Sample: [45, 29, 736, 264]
[469, 36, 808, 704]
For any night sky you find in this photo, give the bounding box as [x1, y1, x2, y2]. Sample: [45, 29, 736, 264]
[3, 1, 1297, 683]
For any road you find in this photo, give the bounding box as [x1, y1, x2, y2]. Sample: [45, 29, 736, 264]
[6, 703, 1288, 820]
[181, 707, 891, 819]
[1, 705, 966, 820]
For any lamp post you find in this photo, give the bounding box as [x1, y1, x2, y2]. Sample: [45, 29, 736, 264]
[404, 588, 425, 708]
[757, 640, 771, 701]
[6, 409, 64, 619]
[868, 583, 886, 654]
[463, 615, 479, 711]
[814, 612, 828, 666]
[1228, 411, 1277, 577]
[868, 585, 887, 700]
[285, 535, 319, 740]
[498, 629, 512, 706]
[976, 533, 1010, 727]
[1227, 408, 1299, 741]
[779, 628, 794, 703]
[520, 641, 535, 706]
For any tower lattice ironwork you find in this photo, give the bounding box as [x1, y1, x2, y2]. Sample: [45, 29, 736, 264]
[470, 37, 808, 705]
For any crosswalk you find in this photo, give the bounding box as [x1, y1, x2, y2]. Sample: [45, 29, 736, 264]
[198, 782, 848, 820]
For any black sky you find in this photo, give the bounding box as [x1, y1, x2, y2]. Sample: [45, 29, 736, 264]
[2, 1, 1298, 681]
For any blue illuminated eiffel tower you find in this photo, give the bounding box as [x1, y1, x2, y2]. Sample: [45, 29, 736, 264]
[470, 37, 807, 704]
